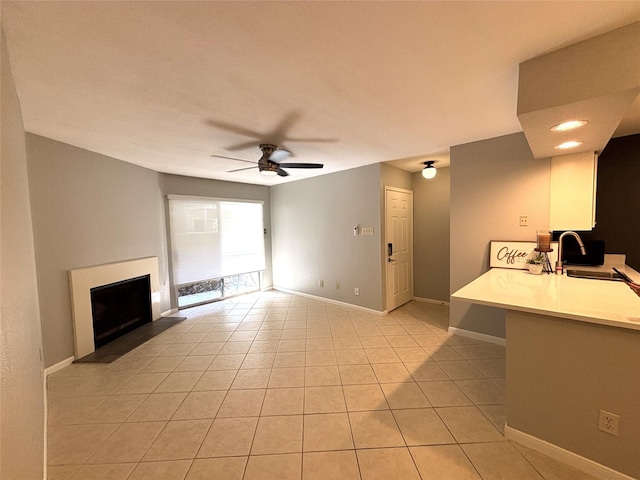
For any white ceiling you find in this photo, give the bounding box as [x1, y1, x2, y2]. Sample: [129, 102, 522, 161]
[3, 1, 640, 185]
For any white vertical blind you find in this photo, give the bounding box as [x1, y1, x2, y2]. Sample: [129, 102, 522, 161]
[168, 196, 265, 285]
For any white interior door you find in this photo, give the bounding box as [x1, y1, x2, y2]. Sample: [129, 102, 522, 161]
[385, 187, 413, 311]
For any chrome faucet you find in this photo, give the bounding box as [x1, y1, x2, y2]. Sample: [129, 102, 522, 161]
[555, 231, 587, 275]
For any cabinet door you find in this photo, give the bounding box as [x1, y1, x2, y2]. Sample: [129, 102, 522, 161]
[549, 151, 597, 231]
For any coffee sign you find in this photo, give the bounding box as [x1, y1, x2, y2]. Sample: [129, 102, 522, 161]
[489, 241, 557, 270]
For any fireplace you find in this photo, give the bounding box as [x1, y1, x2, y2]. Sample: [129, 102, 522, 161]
[90, 275, 152, 349]
[69, 257, 162, 359]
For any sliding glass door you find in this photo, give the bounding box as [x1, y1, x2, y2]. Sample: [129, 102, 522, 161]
[168, 195, 265, 308]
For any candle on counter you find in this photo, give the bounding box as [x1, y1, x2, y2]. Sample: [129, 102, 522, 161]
[536, 230, 551, 251]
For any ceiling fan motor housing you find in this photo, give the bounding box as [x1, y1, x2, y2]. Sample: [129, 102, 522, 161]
[258, 144, 280, 174]
[259, 144, 278, 158]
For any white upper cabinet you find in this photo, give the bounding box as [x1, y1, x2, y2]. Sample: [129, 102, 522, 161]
[549, 151, 597, 231]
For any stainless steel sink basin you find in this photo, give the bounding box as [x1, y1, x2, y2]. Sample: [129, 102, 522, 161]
[566, 269, 623, 281]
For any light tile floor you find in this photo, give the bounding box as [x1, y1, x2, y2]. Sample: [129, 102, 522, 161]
[47, 291, 600, 480]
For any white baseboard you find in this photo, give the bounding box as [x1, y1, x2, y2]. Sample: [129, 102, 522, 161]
[43, 370, 48, 480]
[161, 308, 179, 316]
[447, 326, 506, 346]
[42, 356, 74, 480]
[413, 296, 450, 306]
[44, 356, 75, 377]
[505, 425, 636, 480]
[273, 287, 387, 316]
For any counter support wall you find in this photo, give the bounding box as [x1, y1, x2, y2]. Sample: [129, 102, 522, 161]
[506, 311, 640, 479]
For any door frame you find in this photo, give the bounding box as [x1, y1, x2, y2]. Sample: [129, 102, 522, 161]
[383, 186, 414, 312]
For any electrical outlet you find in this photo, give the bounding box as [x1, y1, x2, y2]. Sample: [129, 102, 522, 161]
[519, 215, 529, 227]
[599, 410, 620, 436]
[335, 282, 340, 290]
[319, 280, 324, 288]
[362, 227, 374, 236]
[354, 287, 360, 296]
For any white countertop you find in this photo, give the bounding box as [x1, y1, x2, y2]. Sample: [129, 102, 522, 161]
[451, 266, 640, 331]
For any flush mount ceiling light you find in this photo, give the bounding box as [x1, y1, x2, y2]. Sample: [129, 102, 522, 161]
[553, 140, 584, 150]
[550, 120, 588, 132]
[260, 168, 278, 176]
[259, 161, 280, 176]
[422, 161, 437, 179]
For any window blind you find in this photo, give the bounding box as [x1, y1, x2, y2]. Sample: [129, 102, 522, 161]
[168, 195, 265, 285]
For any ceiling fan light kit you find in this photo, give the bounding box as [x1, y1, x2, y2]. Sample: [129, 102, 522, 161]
[422, 161, 437, 179]
[259, 163, 280, 176]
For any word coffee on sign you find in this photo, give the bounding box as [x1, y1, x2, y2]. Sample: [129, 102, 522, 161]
[489, 241, 536, 270]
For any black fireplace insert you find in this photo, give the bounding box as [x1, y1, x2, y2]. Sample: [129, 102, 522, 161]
[90, 274, 152, 349]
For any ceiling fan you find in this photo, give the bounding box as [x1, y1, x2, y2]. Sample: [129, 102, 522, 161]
[212, 144, 324, 177]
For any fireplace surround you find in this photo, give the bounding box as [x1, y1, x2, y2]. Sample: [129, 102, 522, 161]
[69, 257, 161, 359]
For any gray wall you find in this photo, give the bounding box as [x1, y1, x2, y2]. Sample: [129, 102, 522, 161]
[26, 135, 169, 367]
[161, 173, 273, 303]
[507, 311, 640, 478]
[271, 164, 383, 311]
[380, 163, 413, 191]
[450, 133, 550, 338]
[0, 30, 45, 479]
[413, 166, 450, 303]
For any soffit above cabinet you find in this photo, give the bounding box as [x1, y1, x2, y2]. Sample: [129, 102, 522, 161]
[517, 21, 640, 159]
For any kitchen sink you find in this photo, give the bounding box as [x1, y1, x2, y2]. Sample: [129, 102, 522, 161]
[565, 269, 623, 281]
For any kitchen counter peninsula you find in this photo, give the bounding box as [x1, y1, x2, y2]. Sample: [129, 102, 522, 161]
[452, 267, 640, 330]
[452, 267, 640, 480]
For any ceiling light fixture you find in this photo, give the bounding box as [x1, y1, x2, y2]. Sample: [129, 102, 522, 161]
[553, 140, 583, 150]
[550, 120, 588, 132]
[259, 162, 279, 176]
[422, 161, 437, 179]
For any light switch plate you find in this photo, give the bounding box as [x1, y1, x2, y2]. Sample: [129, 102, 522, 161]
[362, 227, 374, 236]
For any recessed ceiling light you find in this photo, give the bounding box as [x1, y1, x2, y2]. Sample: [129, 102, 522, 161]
[554, 140, 583, 150]
[550, 120, 588, 132]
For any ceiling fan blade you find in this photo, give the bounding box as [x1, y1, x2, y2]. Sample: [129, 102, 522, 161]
[211, 154, 256, 164]
[270, 149, 291, 163]
[270, 111, 301, 143]
[226, 140, 264, 152]
[277, 168, 290, 177]
[206, 119, 262, 139]
[285, 137, 337, 144]
[227, 166, 257, 173]
[277, 163, 324, 169]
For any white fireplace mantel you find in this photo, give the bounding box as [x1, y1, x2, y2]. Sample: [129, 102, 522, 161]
[69, 257, 161, 359]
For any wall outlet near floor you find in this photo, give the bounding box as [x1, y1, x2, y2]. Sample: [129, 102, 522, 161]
[335, 282, 340, 290]
[354, 287, 360, 296]
[599, 410, 620, 436]
[319, 280, 324, 288]
[519, 215, 529, 227]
